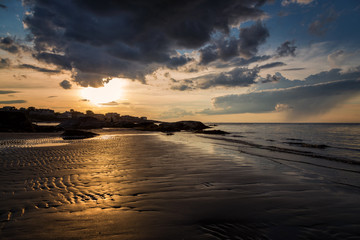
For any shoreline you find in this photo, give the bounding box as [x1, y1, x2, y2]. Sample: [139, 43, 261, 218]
[1, 130, 360, 239]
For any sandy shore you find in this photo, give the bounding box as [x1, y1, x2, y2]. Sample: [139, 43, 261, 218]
[1, 130, 360, 239]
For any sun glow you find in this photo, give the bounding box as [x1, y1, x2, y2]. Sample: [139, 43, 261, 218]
[80, 78, 127, 105]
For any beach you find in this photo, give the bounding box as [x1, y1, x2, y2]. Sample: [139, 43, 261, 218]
[1, 127, 360, 239]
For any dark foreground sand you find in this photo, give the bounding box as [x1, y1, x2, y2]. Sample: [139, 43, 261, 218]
[0, 130, 360, 239]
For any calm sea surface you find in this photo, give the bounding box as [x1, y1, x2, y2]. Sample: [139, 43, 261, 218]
[164, 123, 360, 189]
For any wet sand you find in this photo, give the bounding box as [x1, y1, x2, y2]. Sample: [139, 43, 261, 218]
[1, 130, 360, 239]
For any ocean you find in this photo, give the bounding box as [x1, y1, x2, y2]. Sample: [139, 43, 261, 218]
[0, 124, 360, 239]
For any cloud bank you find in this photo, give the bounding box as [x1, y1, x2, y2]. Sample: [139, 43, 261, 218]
[201, 67, 360, 119]
[22, 0, 271, 87]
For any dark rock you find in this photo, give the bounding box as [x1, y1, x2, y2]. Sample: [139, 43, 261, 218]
[58, 117, 103, 129]
[158, 121, 209, 132]
[196, 130, 230, 135]
[134, 122, 159, 131]
[111, 121, 137, 128]
[0, 111, 34, 132]
[61, 130, 99, 140]
[33, 125, 63, 132]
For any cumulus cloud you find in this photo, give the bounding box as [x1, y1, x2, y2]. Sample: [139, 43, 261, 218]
[199, 21, 269, 65]
[276, 41, 296, 57]
[23, 0, 270, 87]
[201, 67, 360, 119]
[260, 74, 281, 83]
[308, 8, 338, 36]
[59, 80, 72, 89]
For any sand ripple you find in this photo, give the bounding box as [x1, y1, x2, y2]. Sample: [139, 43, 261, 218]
[1, 132, 360, 239]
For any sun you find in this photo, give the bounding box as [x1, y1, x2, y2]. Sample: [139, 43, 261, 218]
[80, 78, 127, 105]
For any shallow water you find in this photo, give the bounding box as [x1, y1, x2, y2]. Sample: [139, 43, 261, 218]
[1, 129, 360, 239]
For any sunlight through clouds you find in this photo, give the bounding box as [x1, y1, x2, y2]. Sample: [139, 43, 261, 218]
[80, 78, 127, 105]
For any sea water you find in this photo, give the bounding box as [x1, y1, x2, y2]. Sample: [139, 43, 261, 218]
[164, 123, 360, 190]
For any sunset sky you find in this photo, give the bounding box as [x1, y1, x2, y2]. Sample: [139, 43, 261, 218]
[0, 0, 359, 122]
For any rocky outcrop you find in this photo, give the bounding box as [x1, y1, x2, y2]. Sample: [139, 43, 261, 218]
[61, 130, 99, 139]
[0, 111, 34, 132]
[158, 121, 209, 132]
[58, 117, 103, 129]
[195, 130, 230, 135]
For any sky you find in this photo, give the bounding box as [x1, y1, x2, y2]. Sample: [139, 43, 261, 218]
[0, 0, 359, 122]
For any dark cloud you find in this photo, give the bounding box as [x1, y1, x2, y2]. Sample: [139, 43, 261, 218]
[258, 62, 286, 69]
[23, 0, 269, 86]
[0, 90, 18, 94]
[198, 67, 259, 89]
[19, 64, 61, 73]
[170, 84, 194, 91]
[276, 41, 296, 57]
[0, 4, 7, 9]
[282, 68, 305, 71]
[308, 8, 338, 36]
[0, 58, 11, 69]
[238, 21, 269, 59]
[0, 37, 20, 54]
[0, 100, 27, 104]
[171, 66, 261, 91]
[216, 55, 272, 68]
[166, 56, 193, 69]
[199, 44, 220, 65]
[59, 80, 72, 89]
[200, 22, 269, 65]
[201, 67, 360, 118]
[48, 96, 57, 98]
[34, 53, 72, 70]
[255, 67, 360, 91]
[201, 79, 360, 119]
[260, 74, 281, 83]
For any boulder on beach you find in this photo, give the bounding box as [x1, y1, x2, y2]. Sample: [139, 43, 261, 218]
[0, 111, 34, 132]
[59, 117, 103, 129]
[61, 130, 99, 139]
